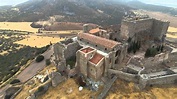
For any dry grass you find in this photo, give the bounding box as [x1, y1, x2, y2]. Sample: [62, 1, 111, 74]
[15, 35, 64, 48]
[39, 79, 102, 99]
[39, 78, 177, 99]
[0, 22, 38, 33]
[106, 79, 177, 99]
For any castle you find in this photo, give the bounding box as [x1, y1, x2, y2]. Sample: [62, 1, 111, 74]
[53, 15, 171, 91]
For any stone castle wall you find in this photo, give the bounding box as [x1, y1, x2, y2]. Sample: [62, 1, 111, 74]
[120, 18, 169, 44]
[120, 18, 153, 40]
[152, 19, 170, 40]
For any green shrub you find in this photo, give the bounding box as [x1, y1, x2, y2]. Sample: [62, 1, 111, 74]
[38, 86, 44, 92]
[36, 55, 44, 62]
[45, 59, 51, 66]
[10, 79, 20, 84]
[145, 47, 158, 58]
[43, 76, 49, 82]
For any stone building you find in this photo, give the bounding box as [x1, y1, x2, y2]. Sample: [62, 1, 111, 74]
[89, 28, 110, 39]
[76, 33, 127, 81]
[120, 16, 170, 48]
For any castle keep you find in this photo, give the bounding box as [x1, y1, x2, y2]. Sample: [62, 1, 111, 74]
[121, 16, 169, 48]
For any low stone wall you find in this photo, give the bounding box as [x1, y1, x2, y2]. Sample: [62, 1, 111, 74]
[108, 69, 139, 83]
[147, 74, 177, 85]
[108, 69, 177, 90]
[34, 79, 52, 97]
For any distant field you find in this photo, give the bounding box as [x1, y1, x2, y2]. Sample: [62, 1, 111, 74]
[42, 30, 82, 34]
[0, 22, 38, 33]
[15, 35, 64, 48]
[167, 27, 177, 38]
[168, 27, 177, 32]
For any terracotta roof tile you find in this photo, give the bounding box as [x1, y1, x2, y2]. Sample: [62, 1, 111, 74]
[81, 47, 94, 53]
[78, 33, 121, 49]
[89, 28, 100, 34]
[89, 53, 104, 64]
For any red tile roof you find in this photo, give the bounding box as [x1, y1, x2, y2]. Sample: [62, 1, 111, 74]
[89, 53, 104, 64]
[89, 28, 100, 34]
[78, 33, 121, 49]
[81, 47, 94, 53]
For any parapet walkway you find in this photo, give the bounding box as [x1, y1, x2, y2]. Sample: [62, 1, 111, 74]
[97, 76, 117, 99]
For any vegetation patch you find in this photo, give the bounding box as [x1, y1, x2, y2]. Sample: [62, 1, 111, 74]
[145, 45, 164, 58]
[36, 55, 45, 62]
[0, 30, 50, 83]
[45, 59, 51, 66]
[10, 79, 21, 84]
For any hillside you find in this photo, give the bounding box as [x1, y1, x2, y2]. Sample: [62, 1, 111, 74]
[0, 0, 177, 26]
[127, 0, 177, 16]
[0, 0, 132, 26]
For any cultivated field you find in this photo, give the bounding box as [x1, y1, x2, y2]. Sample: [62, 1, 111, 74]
[0, 22, 38, 33]
[167, 27, 177, 38]
[15, 35, 64, 48]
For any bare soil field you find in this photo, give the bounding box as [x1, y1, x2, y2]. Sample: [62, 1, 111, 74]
[43, 22, 97, 31]
[0, 22, 38, 33]
[15, 35, 64, 48]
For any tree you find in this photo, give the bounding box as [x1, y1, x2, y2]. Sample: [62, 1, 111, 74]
[127, 45, 132, 53]
[145, 48, 151, 57]
[161, 45, 164, 52]
[36, 55, 44, 62]
[10, 79, 20, 84]
[145, 47, 158, 58]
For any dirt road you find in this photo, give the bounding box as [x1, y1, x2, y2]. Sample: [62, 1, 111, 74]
[0, 45, 54, 97]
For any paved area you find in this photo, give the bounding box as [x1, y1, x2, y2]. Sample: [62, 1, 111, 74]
[0, 45, 54, 97]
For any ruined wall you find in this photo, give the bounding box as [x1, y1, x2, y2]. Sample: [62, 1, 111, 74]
[54, 41, 81, 61]
[143, 52, 169, 68]
[64, 42, 81, 60]
[108, 69, 139, 83]
[54, 42, 64, 61]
